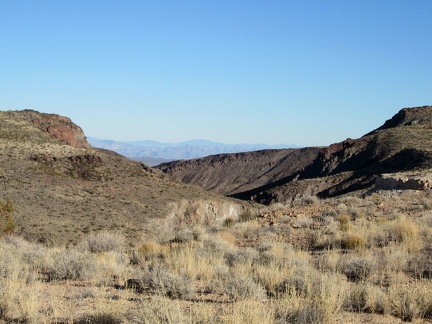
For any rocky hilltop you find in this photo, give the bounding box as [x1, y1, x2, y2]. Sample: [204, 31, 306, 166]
[0, 110, 248, 244]
[5, 109, 90, 149]
[157, 106, 432, 204]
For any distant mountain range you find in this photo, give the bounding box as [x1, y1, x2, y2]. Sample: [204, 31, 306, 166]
[87, 137, 298, 165]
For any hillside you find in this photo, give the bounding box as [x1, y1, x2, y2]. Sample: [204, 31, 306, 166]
[157, 106, 432, 204]
[0, 110, 248, 245]
[158, 147, 321, 195]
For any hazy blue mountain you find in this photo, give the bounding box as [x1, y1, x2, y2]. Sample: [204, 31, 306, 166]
[87, 137, 298, 164]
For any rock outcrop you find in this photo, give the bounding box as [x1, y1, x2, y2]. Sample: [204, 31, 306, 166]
[6, 109, 90, 148]
[376, 173, 431, 190]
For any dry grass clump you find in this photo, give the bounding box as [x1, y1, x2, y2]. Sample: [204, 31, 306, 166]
[337, 214, 351, 232]
[135, 240, 168, 264]
[132, 296, 185, 323]
[388, 219, 420, 243]
[341, 232, 366, 249]
[274, 272, 347, 324]
[346, 283, 389, 314]
[388, 282, 432, 322]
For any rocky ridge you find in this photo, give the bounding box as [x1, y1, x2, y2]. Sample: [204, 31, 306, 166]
[157, 106, 432, 204]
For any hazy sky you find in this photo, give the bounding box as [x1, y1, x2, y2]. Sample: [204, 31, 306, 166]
[1, 1, 431, 146]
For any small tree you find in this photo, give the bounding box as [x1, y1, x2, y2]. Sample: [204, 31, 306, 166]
[0, 198, 16, 235]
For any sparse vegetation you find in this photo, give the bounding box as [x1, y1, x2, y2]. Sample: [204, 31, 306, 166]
[0, 192, 430, 323]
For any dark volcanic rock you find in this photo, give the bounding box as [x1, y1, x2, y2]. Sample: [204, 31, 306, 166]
[157, 106, 432, 204]
[157, 147, 321, 195]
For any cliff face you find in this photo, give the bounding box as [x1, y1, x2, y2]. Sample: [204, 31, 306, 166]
[6, 110, 90, 149]
[157, 106, 432, 204]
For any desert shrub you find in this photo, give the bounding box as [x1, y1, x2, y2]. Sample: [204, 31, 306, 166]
[0, 242, 34, 283]
[388, 219, 419, 243]
[3, 236, 47, 271]
[80, 231, 125, 253]
[291, 194, 319, 207]
[389, 285, 420, 322]
[228, 300, 273, 324]
[285, 301, 332, 324]
[172, 228, 194, 243]
[301, 194, 319, 205]
[46, 249, 96, 280]
[341, 232, 366, 249]
[388, 282, 432, 321]
[346, 283, 388, 314]
[136, 240, 167, 263]
[407, 248, 432, 279]
[0, 243, 20, 279]
[239, 209, 256, 222]
[225, 276, 267, 301]
[275, 276, 310, 298]
[198, 235, 234, 258]
[0, 198, 16, 236]
[343, 258, 374, 282]
[275, 273, 346, 324]
[144, 265, 194, 299]
[224, 248, 258, 267]
[223, 217, 235, 228]
[337, 214, 351, 231]
[132, 296, 186, 324]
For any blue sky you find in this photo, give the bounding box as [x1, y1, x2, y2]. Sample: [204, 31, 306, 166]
[1, 1, 431, 146]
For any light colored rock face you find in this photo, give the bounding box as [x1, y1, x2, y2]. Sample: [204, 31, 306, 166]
[375, 173, 431, 190]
